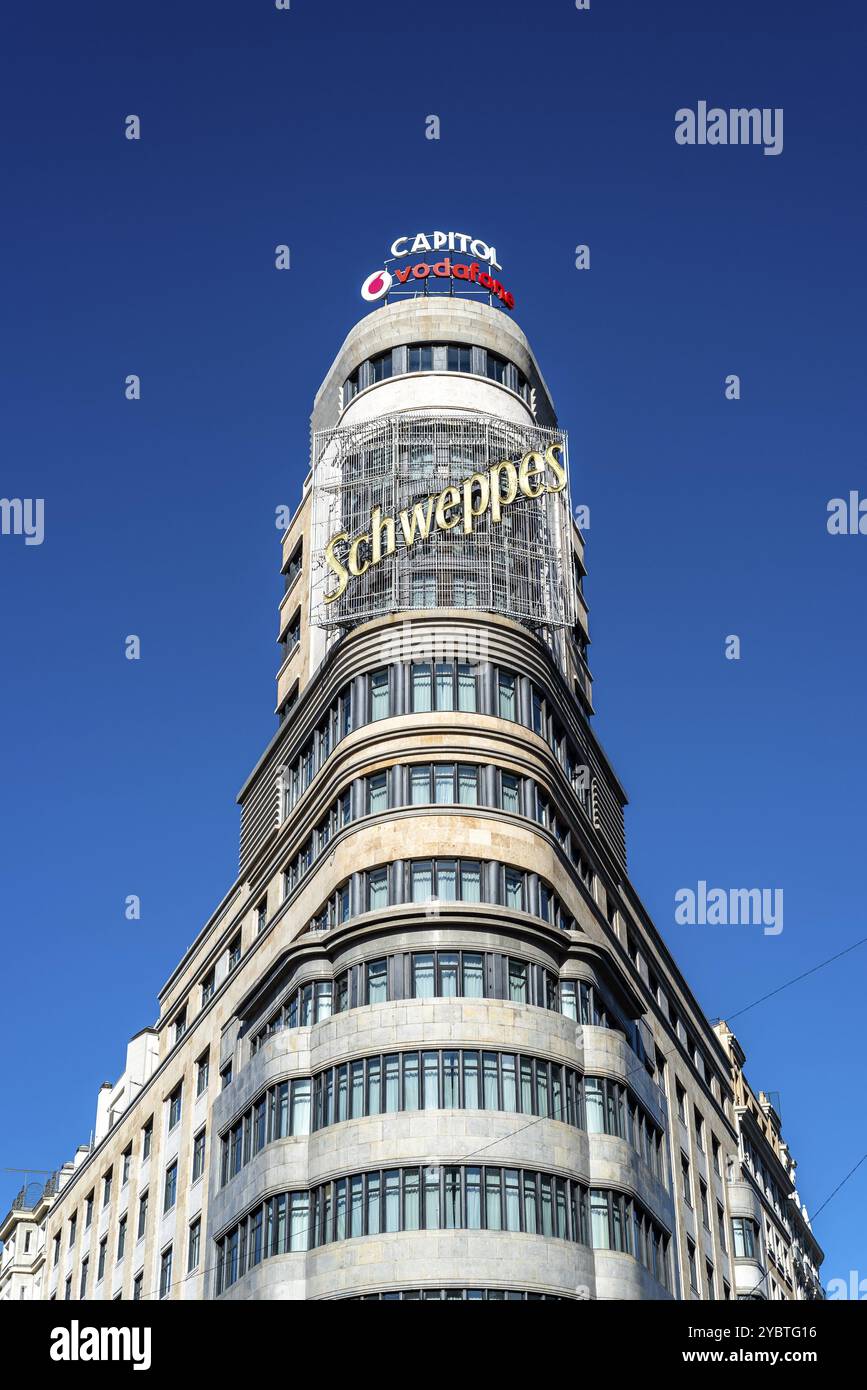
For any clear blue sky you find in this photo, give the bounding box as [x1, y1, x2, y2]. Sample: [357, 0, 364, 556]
[2, 0, 865, 1290]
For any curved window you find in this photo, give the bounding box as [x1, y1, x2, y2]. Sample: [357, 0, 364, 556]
[342, 343, 532, 405]
[345, 1288, 569, 1301]
[249, 955, 617, 1057]
[215, 1171, 670, 1295]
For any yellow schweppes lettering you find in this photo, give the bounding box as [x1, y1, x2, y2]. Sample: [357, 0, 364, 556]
[323, 443, 567, 603]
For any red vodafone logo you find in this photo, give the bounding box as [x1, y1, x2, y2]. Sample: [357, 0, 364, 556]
[361, 268, 393, 302]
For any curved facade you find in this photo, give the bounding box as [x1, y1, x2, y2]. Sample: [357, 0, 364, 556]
[28, 285, 823, 1304]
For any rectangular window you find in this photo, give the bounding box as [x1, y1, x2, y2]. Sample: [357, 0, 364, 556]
[370, 668, 390, 720]
[457, 664, 477, 712]
[102, 1171, 112, 1209]
[412, 954, 435, 998]
[201, 969, 215, 1005]
[121, 1147, 132, 1185]
[164, 1162, 178, 1214]
[462, 952, 484, 997]
[137, 1191, 148, 1240]
[116, 1216, 127, 1262]
[196, 1051, 210, 1097]
[508, 959, 528, 1003]
[411, 662, 432, 713]
[366, 959, 388, 1004]
[434, 763, 454, 804]
[187, 1219, 201, 1273]
[227, 934, 241, 972]
[457, 764, 478, 805]
[84, 1192, 93, 1228]
[504, 869, 524, 910]
[501, 773, 520, 814]
[591, 1190, 610, 1249]
[497, 672, 517, 720]
[411, 860, 433, 903]
[168, 1084, 182, 1130]
[368, 867, 389, 910]
[368, 771, 388, 814]
[410, 764, 430, 804]
[192, 1129, 206, 1182]
[159, 1246, 173, 1299]
[97, 1238, 107, 1282]
[732, 1217, 756, 1259]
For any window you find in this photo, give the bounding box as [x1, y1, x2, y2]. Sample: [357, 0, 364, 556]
[192, 1129, 207, 1183]
[717, 1202, 727, 1252]
[676, 1082, 686, 1123]
[368, 866, 389, 910]
[694, 1109, 705, 1151]
[687, 1239, 699, 1293]
[164, 1162, 178, 1213]
[102, 1170, 112, 1209]
[681, 1155, 692, 1207]
[64, 1276, 71, 1301]
[138, 1191, 149, 1240]
[706, 1261, 715, 1299]
[486, 351, 507, 384]
[366, 959, 388, 1004]
[221, 1062, 233, 1090]
[408, 344, 434, 372]
[159, 1246, 173, 1299]
[447, 344, 472, 373]
[367, 771, 388, 814]
[117, 1215, 127, 1261]
[733, 1217, 757, 1259]
[52, 1234, 60, 1268]
[370, 668, 390, 720]
[188, 1218, 201, 1273]
[508, 959, 528, 1003]
[498, 671, 517, 720]
[84, 1191, 93, 1229]
[201, 969, 215, 1005]
[256, 900, 267, 935]
[174, 1007, 187, 1044]
[168, 1083, 183, 1130]
[227, 934, 242, 973]
[412, 661, 476, 713]
[133, 1273, 143, 1301]
[699, 1180, 709, 1229]
[122, 1146, 132, 1186]
[712, 1136, 721, 1176]
[79, 1257, 89, 1299]
[97, 1237, 107, 1282]
[196, 1050, 210, 1097]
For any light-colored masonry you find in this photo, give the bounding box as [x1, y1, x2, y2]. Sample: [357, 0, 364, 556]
[2, 294, 823, 1304]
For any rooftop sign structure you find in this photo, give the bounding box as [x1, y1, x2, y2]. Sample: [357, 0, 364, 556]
[361, 230, 514, 310]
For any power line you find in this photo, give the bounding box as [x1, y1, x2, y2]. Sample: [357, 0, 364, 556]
[719, 934, 867, 1024]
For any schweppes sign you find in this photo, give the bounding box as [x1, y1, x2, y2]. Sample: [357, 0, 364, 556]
[323, 443, 566, 603]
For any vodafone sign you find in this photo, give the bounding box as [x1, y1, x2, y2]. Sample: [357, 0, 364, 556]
[361, 269, 392, 302]
[361, 231, 515, 310]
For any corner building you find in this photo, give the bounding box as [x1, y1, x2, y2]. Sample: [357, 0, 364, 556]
[31, 282, 823, 1303]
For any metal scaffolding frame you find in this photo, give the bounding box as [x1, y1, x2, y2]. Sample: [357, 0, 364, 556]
[309, 412, 575, 650]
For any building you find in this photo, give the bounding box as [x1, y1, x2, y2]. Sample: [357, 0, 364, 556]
[0, 1151, 88, 1302]
[6, 243, 823, 1301]
[713, 1022, 823, 1301]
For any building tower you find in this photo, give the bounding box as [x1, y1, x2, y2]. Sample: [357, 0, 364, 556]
[27, 249, 823, 1302]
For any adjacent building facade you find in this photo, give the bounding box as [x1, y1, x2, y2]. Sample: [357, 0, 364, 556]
[2, 262, 823, 1301]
